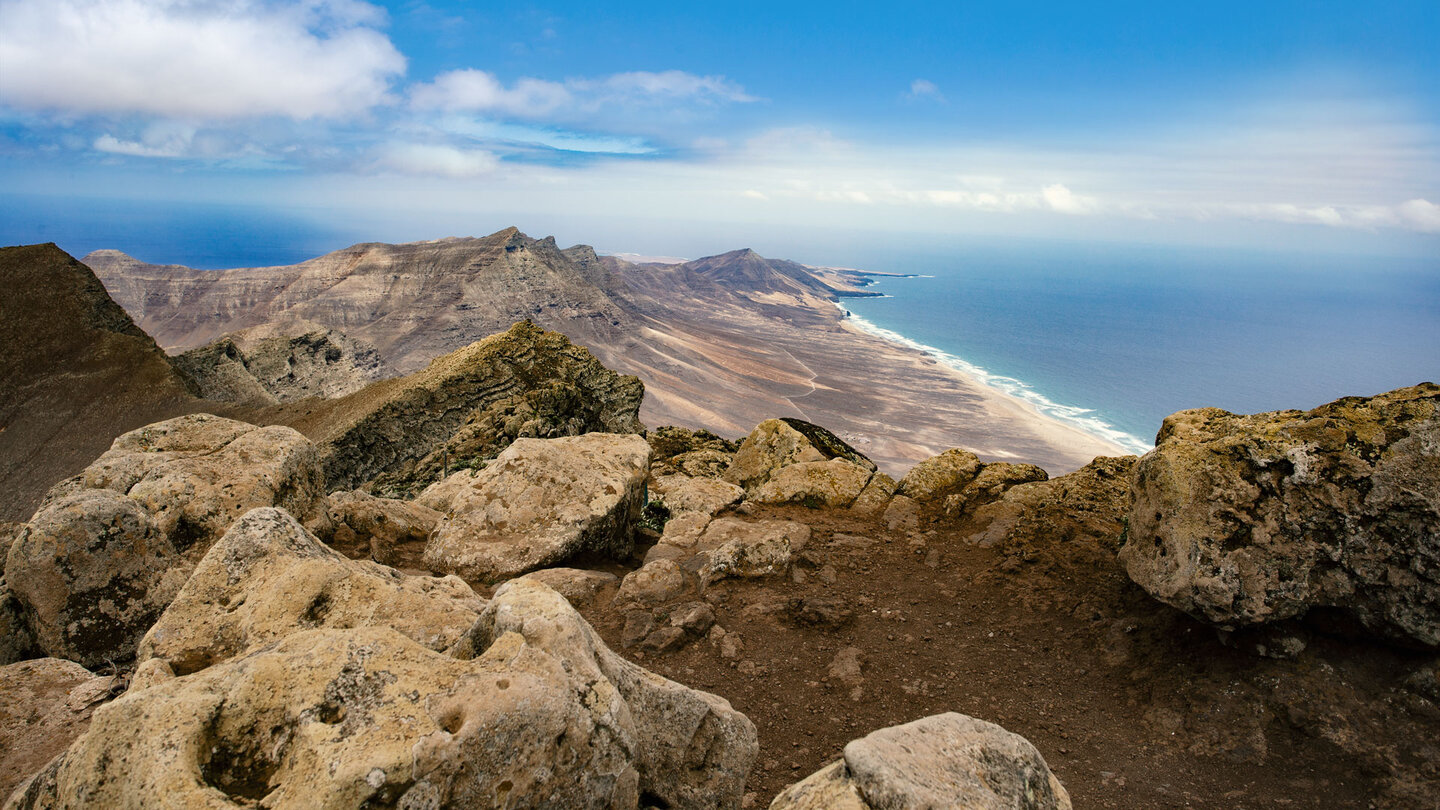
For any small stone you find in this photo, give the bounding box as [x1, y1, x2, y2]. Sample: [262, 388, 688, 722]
[622, 611, 656, 649]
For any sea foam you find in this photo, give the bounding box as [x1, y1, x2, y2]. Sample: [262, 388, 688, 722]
[836, 302, 1154, 456]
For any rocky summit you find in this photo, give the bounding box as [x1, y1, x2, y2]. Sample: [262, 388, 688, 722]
[0, 240, 1436, 808]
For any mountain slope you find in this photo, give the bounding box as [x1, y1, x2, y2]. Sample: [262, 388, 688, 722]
[0, 244, 203, 520]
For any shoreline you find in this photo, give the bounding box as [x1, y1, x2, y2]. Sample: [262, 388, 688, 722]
[833, 300, 1152, 457]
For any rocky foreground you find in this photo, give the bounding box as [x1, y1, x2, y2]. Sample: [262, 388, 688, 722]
[2, 354, 1437, 806]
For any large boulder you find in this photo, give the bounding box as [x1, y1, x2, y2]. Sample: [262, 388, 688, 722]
[12, 582, 756, 810]
[137, 508, 483, 677]
[1119, 384, 1440, 648]
[753, 459, 875, 509]
[648, 426, 740, 479]
[0, 659, 117, 802]
[651, 474, 745, 517]
[895, 448, 982, 503]
[319, 489, 441, 566]
[4, 415, 326, 667]
[725, 419, 875, 493]
[770, 713, 1071, 810]
[941, 463, 1048, 518]
[960, 456, 1138, 548]
[423, 434, 651, 583]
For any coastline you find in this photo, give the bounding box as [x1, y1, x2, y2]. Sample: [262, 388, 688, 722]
[835, 302, 1153, 456]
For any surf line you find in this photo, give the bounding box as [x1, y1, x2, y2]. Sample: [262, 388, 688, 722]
[833, 300, 1153, 456]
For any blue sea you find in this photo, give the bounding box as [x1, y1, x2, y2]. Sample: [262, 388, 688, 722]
[4, 194, 1438, 454]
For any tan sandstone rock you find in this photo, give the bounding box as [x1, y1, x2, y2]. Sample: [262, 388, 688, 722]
[0, 659, 117, 802]
[695, 518, 810, 586]
[320, 489, 441, 566]
[652, 474, 745, 517]
[849, 472, 897, 516]
[895, 448, 983, 503]
[423, 433, 651, 583]
[137, 508, 483, 676]
[515, 568, 619, 608]
[770, 712, 1071, 810]
[1119, 384, 1440, 648]
[960, 456, 1138, 549]
[752, 458, 874, 509]
[942, 462, 1049, 519]
[724, 419, 875, 493]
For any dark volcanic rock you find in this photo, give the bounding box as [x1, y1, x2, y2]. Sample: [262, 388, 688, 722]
[1119, 384, 1440, 648]
[0, 244, 199, 521]
[247, 321, 644, 497]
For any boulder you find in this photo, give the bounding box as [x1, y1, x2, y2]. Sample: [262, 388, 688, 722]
[752, 459, 874, 508]
[652, 474, 745, 517]
[320, 489, 441, 566]
[0, 584, 38, 665]
[849, 473, 897, 516]
[4, 415, 326, 667]
[616, 559, 691, 607]
[770, 713, 1071, 810]
[0, 658, 117, 802]
[515, 568, 619, 608]
[960, 456, 1138, 549]
[14, 581, 757, 810]
[725, 419, 875, 493]
[942, 463, 1049, 519]
[695, 518, 810, 586]
[648, 426, 740, 479]
[423, 434, 651, 583]
[1119, 385, 1440, 647]
[137, 508, 483, 676]
[895, 448, 982, 503]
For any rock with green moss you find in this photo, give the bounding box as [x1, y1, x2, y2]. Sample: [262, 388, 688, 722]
[1119, 384, 1440, 648]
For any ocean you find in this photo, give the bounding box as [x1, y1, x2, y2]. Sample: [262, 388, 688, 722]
[836, 242, 1440, 454]
[4, 194, 1437, 455]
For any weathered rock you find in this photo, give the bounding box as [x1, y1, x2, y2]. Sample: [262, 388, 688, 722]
[616, 559, 691, 606]
[771, 713, 1071, 810]
[320, 489, 440, 566]
[882, 495, 922, 532]
[649, 426, 740, 479]
[0, 658, 117, 802]
[0, 584, 38, 666]
[516, 568, 619, 608]
[827, 647, 865, 687]
[670, 601, 717, 635]
[653, 474, 745, 516]
[942, 462, 1049, 518]
[725, 419, 875, 493]
[4, 414, 326, 667]
[1119, 385, 1440, 648]
[849, 473, 897, 516]
[895, 448, 983, 503]
[752, 459, 874, 509]
[423, 433, 651, 583]
[252, 321, 646, 497]
[961, 456, 1138, 549]
[784, 597, 855, 629]
[413, 468, 483, 513]
[15, 580, 756, 810]
[137, 508, 483, 676]
[696, 518, 810, 585]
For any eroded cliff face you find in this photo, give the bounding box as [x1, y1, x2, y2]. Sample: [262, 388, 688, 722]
[170, 323, 389, 405]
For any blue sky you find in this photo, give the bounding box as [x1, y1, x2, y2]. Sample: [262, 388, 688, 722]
[1, 1, 1437, 258]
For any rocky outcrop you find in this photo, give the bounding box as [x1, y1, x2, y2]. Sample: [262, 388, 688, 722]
[4, 415, 326, 666]
[941, 462, 1048, 518]
[725, 419, 875, 493]
[249, 321, 645, 497]
[770, 713, 1071, 810]
[320, 490, 441, 566]
[896, 448, 1053, 522]
[895, 448, 983, 503]
[652, 474, 745, 517]
[171, 323, 388, 405]
[0, 658, 118, 802]
[13, 580, 756, 810]
[960, 456, 1138, 549]
[423, 434, 651, 583]
[0, 244, 199, 522]
[514, 568, 619, 608]
[137, 508, 483, 676]
[753, 458, 875, 508]
[1119, 385, 1440, 648]
[648, 426, 740, 479]
[629, 517, 810, 593]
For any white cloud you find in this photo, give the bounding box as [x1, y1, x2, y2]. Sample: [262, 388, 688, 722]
[741, 189, 769, 200]
[410, 69, 753, 117]
[0, 0, 405, 119]
[906, 79, 944, 101]
[1042, 183, 1097, 215]
[370, 143, 498, 178]
[1395, 199, 1440, 232]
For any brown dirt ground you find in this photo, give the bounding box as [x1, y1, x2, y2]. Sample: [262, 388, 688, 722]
[545, 503, 1440, 809]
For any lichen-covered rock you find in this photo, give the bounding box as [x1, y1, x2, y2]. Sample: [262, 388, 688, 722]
[14, 581, 757, 810]
[616, 559, 691, 607]
[5, 491, 186, 668]
[896, 448, 983, 503]
[725, 419, 875, 493]
[514, 568, 619, 608]
[423, 434, 651, 583]
[961, 456, 1138, 549]
[652, 474, 745, 517]
[0, 583, 38, 665]
[648, 426, 740, 479]
[320, 489, 440, 566]
[752, 458, 874, 508]
[137, 508, 483, 676]
[0, 658, 117, 802]
[942, 462, 1049, 519]
[1119, 385, 1440, 648]
[770, 713, 1071, 810]
[849, 472, 897, 516]
[4, 415, 326, 667]
[170, 324, 387, 405]
[695, 518, 809, 585]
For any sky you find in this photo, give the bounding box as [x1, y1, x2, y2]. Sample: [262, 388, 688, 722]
[1, 0, 1438, 259]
